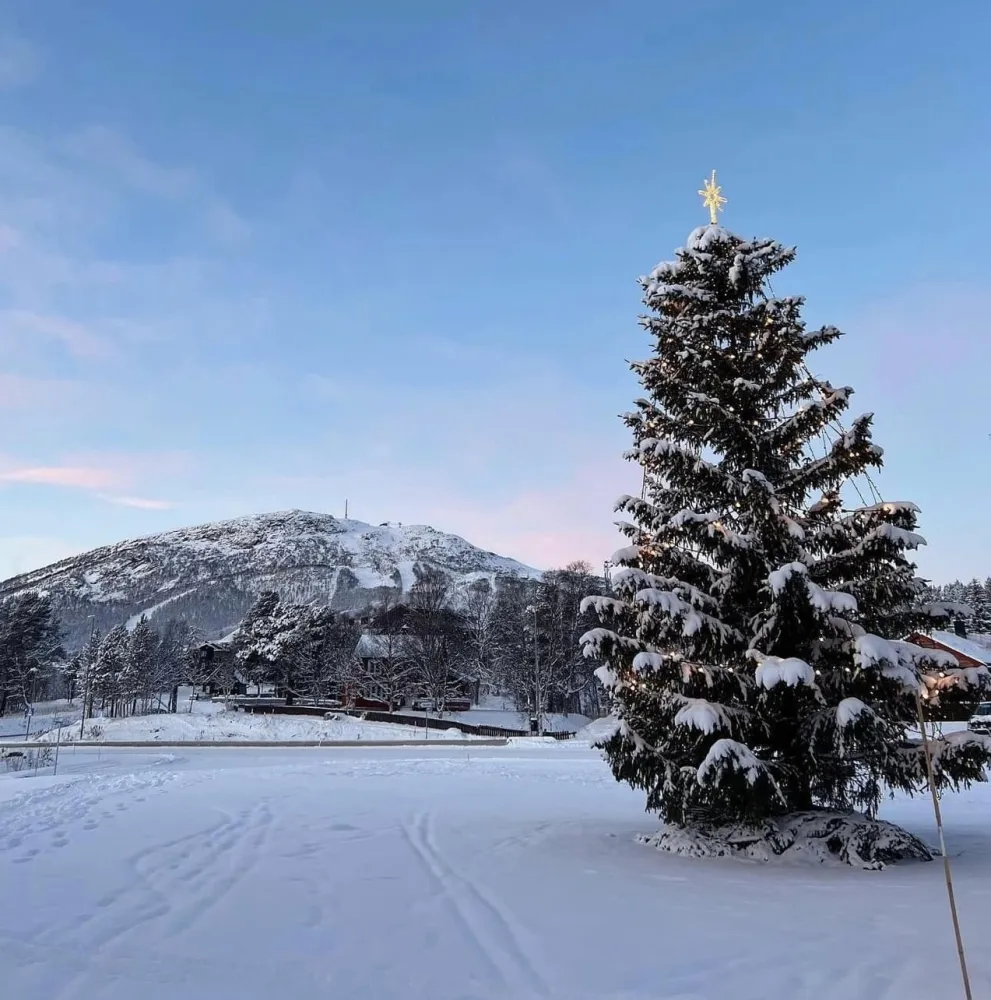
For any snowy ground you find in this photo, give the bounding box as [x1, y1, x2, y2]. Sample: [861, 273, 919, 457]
[11, 692, 589, 743]
[3, 743, 991, 999]
[0, 699, 80, 740]
[405, 707, 590, 733]
[36, 699, 480, 743]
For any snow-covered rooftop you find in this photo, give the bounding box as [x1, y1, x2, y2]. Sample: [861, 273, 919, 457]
[924, 630, 991, 666]
[355, 633, 402, 659]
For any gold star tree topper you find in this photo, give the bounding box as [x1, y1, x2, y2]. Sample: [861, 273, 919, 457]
[698, 169, 726, 225]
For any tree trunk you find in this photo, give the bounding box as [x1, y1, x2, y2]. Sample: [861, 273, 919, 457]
[169, 685, 179, 713]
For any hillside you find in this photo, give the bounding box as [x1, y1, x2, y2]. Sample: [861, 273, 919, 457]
[0, 510, 539, 648]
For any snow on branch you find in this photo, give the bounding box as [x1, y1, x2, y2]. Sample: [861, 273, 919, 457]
[580, 595, 629, 618]
[669, 508, 720, 529]
[632, 650, 671, 673]
[768, 383, 853, 444]
[836, 697, 873, 728]
[580, 627, 642, 661]
[696, 739, 781, 799]
[853, 635, 920, 692]
[920, 601, 972, 618]
[857, 500, 921, 516]
[609, 545, 642, 565]
[593, 663, 620, 691]
[643, 280, 718, 304]
[767, 562, 858, 614]
[747, 650, 817, 690]
[837, 519, 927, 553]
[673, 697, 739, 735]
[923, 666, 989, 694]
[634, 587, 742, 643]
[768, 561, 807, 595]
[874, 523, 926, 549]
[664, 509, 752, 551]
[928, 729, 991, 763]
[627, 440, 737, 494]
[611, 568, 720, 614]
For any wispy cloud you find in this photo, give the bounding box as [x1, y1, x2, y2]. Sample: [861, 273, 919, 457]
[0, 452, 187, 513]
[0, 309, 113, 360]
[205, 202, 251, 246]
[0, 372, 83, 408]
[64, 125, 196, 199]
[98, 494, 175, 510]
[65, 125, 251, 247]
[0, 34, 42, 90]
[0, 465, 121, 490]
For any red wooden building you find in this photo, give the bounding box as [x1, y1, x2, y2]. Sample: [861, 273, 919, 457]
[904, 629, 990, 668]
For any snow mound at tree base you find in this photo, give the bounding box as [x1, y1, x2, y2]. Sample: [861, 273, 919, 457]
[639, 810, 934, 870]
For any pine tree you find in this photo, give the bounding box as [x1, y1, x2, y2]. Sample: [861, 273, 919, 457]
[980, 580, 991, 636]
[231, 592, 282, 695]
[0, 591, 63, 710]
[93, 624, 131, 716]
[78, 626, 102, 719]
[128, 615, 159, 712]
[158, 618, 195, 711]
[581, 221, 990, 853]
[962, 579, 991, 635]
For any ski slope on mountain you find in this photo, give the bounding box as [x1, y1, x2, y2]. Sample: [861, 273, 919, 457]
[2, 743, 991, 1000]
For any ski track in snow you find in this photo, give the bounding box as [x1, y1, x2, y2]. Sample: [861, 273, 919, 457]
[402, 810, 551, 998]
[3, 747, 991, 1000]
[0, 767, 178, 863]
[47, 802, 274, 1000]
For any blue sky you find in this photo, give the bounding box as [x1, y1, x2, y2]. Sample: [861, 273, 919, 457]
[0, 0, 988, 581]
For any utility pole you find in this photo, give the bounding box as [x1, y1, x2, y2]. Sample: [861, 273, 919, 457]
[345, 499, 349, 519]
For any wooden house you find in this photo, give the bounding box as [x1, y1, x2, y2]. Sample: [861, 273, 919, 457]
[904, 629, 990, 669]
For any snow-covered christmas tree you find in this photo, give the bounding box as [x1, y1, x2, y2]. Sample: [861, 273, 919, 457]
[582, 174, 991, 865]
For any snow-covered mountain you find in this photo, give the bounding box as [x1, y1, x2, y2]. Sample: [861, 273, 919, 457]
[0, 510, 539, 649]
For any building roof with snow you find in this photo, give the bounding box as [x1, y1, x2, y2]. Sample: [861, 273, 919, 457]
[906, 630, 991, 668]
[354, 633, 404, 660]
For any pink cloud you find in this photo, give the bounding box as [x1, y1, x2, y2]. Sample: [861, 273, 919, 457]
[0, 451, 189, 510]
[0, 465, 121, 489]
[426, 454, 642, 570]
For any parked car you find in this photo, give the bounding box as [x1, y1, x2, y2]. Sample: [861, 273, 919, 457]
[967, 703, 991, 735]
